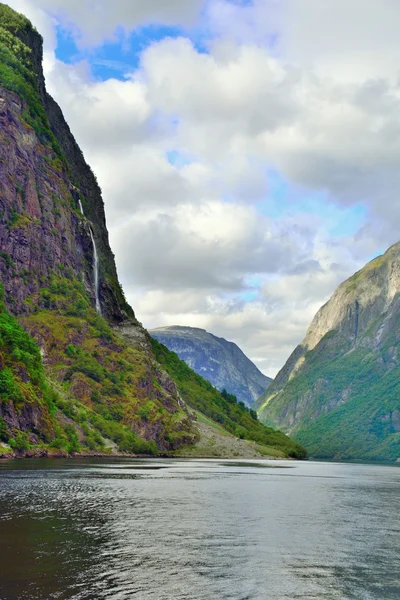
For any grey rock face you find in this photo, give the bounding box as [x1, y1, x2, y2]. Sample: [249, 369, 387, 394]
[150, 326, 272, 407]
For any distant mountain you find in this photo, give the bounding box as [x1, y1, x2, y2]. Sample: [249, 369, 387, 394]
[150, 326, 272, 407]
[257, 243, 400, 462]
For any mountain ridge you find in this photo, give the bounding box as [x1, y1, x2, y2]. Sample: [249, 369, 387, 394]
[257, 242, 400, 461]
[150, 325, 272, 407]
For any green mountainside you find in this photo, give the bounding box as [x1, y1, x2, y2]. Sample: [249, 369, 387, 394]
[257, 243, 400, 462]
[0, 285, 173, 456]
[152, 339, 306, 458]
[0, 4, 303, 460]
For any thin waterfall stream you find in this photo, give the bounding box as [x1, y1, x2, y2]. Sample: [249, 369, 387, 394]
[79, 199, 101, 315]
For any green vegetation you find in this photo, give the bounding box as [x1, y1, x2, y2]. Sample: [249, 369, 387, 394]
[259, 328, 400, 461]
[0, 4, 64, 159]
[0, 282, 51, 400]
[0, 251, 14, 268]
[0, 274, 185, 455]
[21, 275, 197, 452]
[151, 338, 307, 458]
[52, 396, 157, 455]
[0, 281, 56, 447]
[0, 4, 35, 35]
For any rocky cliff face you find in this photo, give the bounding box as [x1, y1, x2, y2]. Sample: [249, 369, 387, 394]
[257, 243, 400, 461]
[0, 4, 198, 455]
[150, 326, 271, 407]
[0, 8, 132, 321]
[0, 85, 89, 314]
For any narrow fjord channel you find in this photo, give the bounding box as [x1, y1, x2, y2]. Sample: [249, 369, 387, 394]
[0, 459, 399, 600]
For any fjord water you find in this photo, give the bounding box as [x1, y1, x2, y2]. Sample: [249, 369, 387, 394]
[0, 460, 399, 600]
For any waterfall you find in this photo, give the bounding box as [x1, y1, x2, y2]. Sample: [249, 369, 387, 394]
[78, 200, 101, 315]
[89, 227, 101, 315]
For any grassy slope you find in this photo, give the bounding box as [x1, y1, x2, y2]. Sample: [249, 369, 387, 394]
[0, 277, 179, 455]
[21, 276, 197, 451]
[151, 338, 307, 459]
[0, 275, 198, 455]
[174, 412, 287, 459]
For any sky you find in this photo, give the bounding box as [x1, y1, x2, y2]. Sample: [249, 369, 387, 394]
[5, 0, 400, 376]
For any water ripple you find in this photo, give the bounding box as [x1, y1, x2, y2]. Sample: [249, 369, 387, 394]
[0, 459, 399, 599]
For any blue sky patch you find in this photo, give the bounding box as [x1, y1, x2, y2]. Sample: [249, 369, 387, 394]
[55, 22, 211, 82]
[258, 170, 367, 240]
[167, 151, 194, 168]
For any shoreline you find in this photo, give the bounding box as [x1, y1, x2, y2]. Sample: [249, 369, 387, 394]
[1, 452, 396, 464]
[0, 448, 289, 461]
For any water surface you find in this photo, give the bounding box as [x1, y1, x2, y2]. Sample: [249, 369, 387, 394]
[0, 458, 399, 599]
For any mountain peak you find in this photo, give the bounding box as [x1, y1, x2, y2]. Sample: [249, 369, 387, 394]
[0, 4, 36, 34]
[0, 1, 134, 321]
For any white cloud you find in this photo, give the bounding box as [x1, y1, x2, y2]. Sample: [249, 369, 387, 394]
[49, 62, 152, 148]
[110, 200, 304, 292]
[137, 36, 400, 214]
[208, 0, 400, 82]
[95, 148, 194, 221]
[25, 0, 204, 46]
[278, 0, 400, 82]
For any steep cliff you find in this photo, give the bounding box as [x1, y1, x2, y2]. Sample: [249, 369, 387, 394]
[0, 4, 197, 454]
[0, 4, 131, 321]
[257, 243, 400, 461]
[150, 326, 271, 407]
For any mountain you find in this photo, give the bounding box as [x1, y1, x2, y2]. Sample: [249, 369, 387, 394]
[257, 243, 400, 462]
[150, 326, 272, 407]
[151, 338, 306, 458]
[0, 4, 303, 460]
[0, 3, 199, 455]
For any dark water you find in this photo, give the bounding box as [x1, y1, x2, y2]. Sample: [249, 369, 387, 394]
[0, 459, 399, 600]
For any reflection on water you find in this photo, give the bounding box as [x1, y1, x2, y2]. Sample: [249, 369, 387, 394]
[0, 459, 399, 600]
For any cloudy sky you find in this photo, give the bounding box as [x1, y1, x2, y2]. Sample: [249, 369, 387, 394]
[7, 0, 400, 375]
